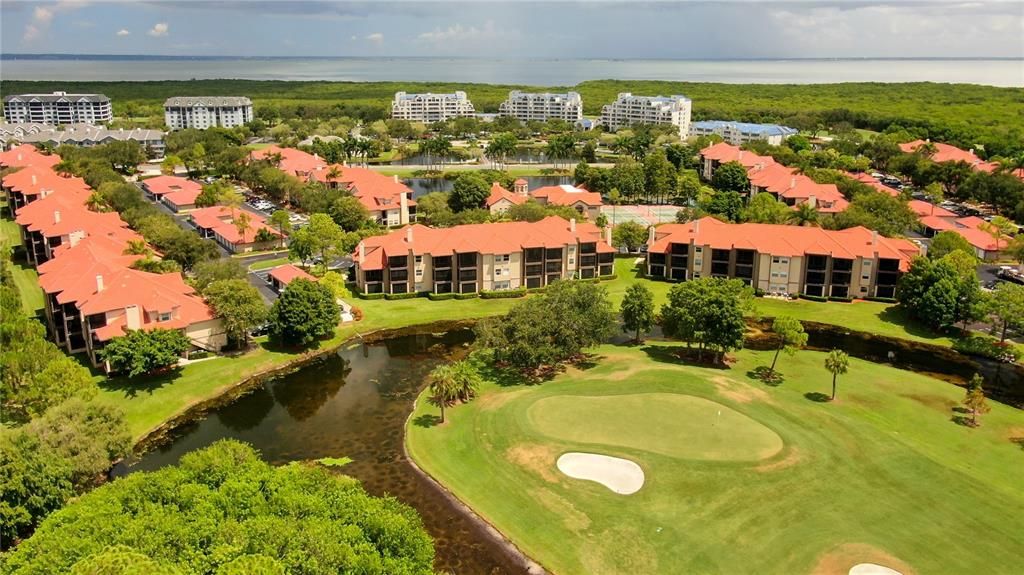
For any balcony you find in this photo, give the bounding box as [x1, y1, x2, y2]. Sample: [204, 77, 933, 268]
[545, 261, 562, 274]
[458, 269, 478, 282]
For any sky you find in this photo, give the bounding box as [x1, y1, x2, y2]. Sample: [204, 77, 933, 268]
[1, 0, 1022, 59]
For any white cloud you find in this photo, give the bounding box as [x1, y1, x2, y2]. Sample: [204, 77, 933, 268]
[116, 28, 130, 37]
[419, 21, 500, 44]
[366, 32, 384, 45]
[33, 7, 55, 25]
[147, 22, 169, 37]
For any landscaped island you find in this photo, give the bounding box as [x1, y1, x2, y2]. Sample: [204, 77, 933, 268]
[406, 343, 1024, 574]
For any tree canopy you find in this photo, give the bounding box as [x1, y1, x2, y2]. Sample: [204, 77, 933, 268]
[897, 252, 983, 330]
[475, 280, 615, 377]
[3, 440, 435, 575]
[268, 278, 338, 346]
[101, 329, 191, 377]
[660, 277, 752, 363]
[448, 172, 491, 213]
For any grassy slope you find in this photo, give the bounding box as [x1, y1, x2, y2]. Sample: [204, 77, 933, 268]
[96, 255, 957, 440]
[406, 345, 1024, 575]
[0, 218, 44, 316]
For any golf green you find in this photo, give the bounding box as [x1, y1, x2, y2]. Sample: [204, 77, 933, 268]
[528, 393, 783, 461]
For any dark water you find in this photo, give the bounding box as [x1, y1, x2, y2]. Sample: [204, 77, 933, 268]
[405, 175, 570, 197]
[113, 329, 528, 575]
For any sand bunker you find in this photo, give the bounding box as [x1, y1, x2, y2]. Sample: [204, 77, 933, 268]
[556, 452, 644, 495]
[850, 564, 903, 575]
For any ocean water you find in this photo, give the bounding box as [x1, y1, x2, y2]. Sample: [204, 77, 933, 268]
[1, 56, 1021, 87]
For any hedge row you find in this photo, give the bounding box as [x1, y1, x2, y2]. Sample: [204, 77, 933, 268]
[480, 288, 527, 299]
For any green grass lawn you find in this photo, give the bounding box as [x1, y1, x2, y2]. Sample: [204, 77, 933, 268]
[247, 256, 291, 271]
[407, 345, 1024, 575]
[1, 218, 44, 316]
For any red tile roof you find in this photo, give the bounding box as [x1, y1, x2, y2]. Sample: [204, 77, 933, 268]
[919, 215, 957, 232]
[530, 184, 603, 207]
[76, 267, 216, 341]
[162, 187, 202, 208]
[250, 146, 326, 177]
[3, 166, 89, 199]
[142, 175, 201, 197]
[908, 200, 957, 218]
[0, 145, 61, 169]
[354, 216, 613, 271]
[37, 236, 145, 305]
[268, 263, 316, 286]
[485, 182, 527, 208]
[651, 216, 919, 271]
[309, 164, 416, 213]
[899, 140, 981, 165]
[700, 141, 774, 170]
[15, 191, 140, 245]
[845, 172, 899, 196]
[189, 206, 282, 245]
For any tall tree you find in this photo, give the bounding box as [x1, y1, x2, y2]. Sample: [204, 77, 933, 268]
[742, 193, 791, 224]
[204, 279, 268, 349]
[770, 316, 808, 373]
[928, 231, 975, 260]
[305, 214, 344, 270]
[329, 194, 370, 231]
[268, 209, 292, 249]
[643, 149, 677, 204]
[824, 349, 850, 401]
[268, 279, 338, 346]
[621, 283, 655, 343]
[660, 277, 751, 364]
[448, 172, 491, 212]
[710, 161, 750, 194]
[612, 221, 648, 252]
[485, 132, 518, 171]
[978, 215, 1016, 253]
[987, 283, 1024, 342]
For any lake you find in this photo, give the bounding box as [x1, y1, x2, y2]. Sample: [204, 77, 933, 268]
[2, 56, 1021, 87]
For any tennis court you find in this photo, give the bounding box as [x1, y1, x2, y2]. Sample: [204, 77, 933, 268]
[602, 204, 680, 226]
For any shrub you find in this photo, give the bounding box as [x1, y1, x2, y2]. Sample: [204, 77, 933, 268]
[953, 335, 1022, 362]
[454, 292, 479, 300]
[598, 274, 618, 281]
[480, 288, 527, 299]
[356, 292, 386, 300]
[799, 294, 828, 303]
[828, 296, 854, 302]
[427, 292, 456, 301]
[101, 329, 190, 377]
[384, 292, 421, 300]
[866, 296, 898, 303]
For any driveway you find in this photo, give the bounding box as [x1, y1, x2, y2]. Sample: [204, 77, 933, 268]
[247, 270, 278, 304]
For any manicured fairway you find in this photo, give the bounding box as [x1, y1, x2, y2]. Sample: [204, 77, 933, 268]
[407, 345, 1024, 575]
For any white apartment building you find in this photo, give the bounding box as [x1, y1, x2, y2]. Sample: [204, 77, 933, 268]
[599, 92, 692, 137]
[3, 92, 113, 125]
[164, 96, 254, 130]
[391, 91, 475, 123]
[498, 91, 583, 122]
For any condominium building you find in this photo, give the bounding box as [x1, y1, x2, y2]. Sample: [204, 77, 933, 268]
[353, 216, 615, 294]
[689, 120, 798, 146]
[498, 91, 583, 122]
[189, 206, 283, 254]
[599, 92, 691, 137]
[1, 123, 165, 157]
[391, 91, 475, 123]
[646, 217, 919, 299]
[3, 92, 113, 125]
[308, 165, 416, 226]
[164, 96, 254, 130]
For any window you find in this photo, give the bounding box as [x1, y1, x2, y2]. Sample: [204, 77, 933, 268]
[495, 254, 510, 263]
[415, 255, 423, 265]
[415, 268, 423, 277]
[493, 281, 510, 290]
[495, 268, 503, 277]
[862, 260, 871, 267]
[158, 312, 172, 322]
[862, 274, 870, 281]
[694, 259, 702, 267]
[569, 257, 575, 265]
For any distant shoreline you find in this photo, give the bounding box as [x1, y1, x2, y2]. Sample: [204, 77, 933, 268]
[3, 54, 1022, 62]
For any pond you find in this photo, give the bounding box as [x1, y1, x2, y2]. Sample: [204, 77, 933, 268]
[405, 175, 571, 198]
[112, 329, 531, 574]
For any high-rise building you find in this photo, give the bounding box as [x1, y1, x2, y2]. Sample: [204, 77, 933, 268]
[498, 91, 583, 122]
[599, 92, 691, 137]
[163, 96, 254, 130]
[391, 91, 475, 123]
[3, 92, 113, 125]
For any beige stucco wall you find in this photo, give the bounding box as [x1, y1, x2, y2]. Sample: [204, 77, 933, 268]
[186, 318, 227, 351]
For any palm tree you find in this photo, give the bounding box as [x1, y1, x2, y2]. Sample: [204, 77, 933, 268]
[824, 349, 850, 401]
[916, 141, 938, 159]
[449, 360, 483, 402]
[788, 202, 819, 227]
[268, 210, 292, 249]
[427, 364, 459, 423]
[979, 216, 1015, 254]
[234, 211, 253, 245]
[85, 191, 108, 212]
[122, 239, 151, 256]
